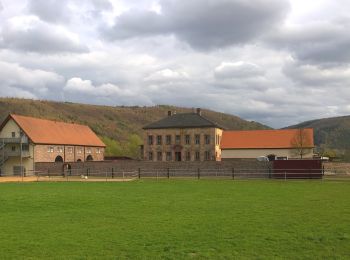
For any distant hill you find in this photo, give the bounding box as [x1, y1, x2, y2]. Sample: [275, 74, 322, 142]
[0, 98, 270, 157]
[285, 115, 350, 159]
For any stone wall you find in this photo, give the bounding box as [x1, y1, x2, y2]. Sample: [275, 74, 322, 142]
[35, 160, 272, 177]
[323, 162, 350, 175]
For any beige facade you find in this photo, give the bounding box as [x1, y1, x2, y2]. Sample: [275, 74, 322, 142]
[221, 147, 313, 159]
[143, 127, 223, 162]
[0, 117, 105, 176]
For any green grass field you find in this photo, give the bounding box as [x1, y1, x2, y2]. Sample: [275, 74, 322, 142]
[0, 180, 349, 259]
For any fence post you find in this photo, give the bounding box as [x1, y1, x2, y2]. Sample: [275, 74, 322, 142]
[197, 168, 200, 179]
[138, 168, 141, 179]
[284, 171, 287, 181]
[322, 165, 325, 179]
[232, 168, 235, 180]
[167, 168, 170, 179]
[111, 168, 114, 179]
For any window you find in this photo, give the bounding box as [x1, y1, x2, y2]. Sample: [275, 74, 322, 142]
[185, 151, 191, 161]
[57, 146, 63, 153]
[195, 134, 200, 145]
[47, 146, 54, 153]
[185, 135, 190, 145]
[11, 132, 16, 138]
[22, 144, 29, 151]
[157, 151, 162, 161]
[205, 135, 210, 145]
[12, 146, 16, 152]
[166, 152, 172, 161]
[96, 148, 101, 154]
[195, 151, 200, 161]
[166, 135, 171, 145]
[86, 148, 92, 154]
[175, 135, 181, 144]
[68, 147, 73, 154]
[157, 135, 162, 145]
[148, 135, 154, 145]
[205, 151, 211, 160]
[148, 151, 153, 161]
[77, 148, 83, 154]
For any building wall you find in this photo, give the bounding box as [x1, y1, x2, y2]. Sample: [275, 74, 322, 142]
[0, 119, 35, 175]
[0, 118, 21, 138]
[143, 127, 223, 161]
[34, 145, 105, 163]
[221, 148, 313, 159]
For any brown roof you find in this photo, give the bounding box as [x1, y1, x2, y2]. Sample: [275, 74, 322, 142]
[221, 129, 314, 149]
[1, 114, 105, 147]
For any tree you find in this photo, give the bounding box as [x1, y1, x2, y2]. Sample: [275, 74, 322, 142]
[291, 128, 312, 159]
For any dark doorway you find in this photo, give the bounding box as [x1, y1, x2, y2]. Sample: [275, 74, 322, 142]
[86, 155, 93, 161]
[64, 164, 72, 176]
[55, 156, 64, 163]
[77, 159, 82, 162]
[175, 152, 182, 161]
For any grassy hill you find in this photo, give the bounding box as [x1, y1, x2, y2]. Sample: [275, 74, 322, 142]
[286, 116, 350, 160]
[0, 98, 269, 157]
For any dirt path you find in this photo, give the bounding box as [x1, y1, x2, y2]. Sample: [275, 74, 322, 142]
[0, 176, 135, 183]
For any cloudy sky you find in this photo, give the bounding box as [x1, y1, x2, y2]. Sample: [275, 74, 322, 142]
[0, 0, 349, 128]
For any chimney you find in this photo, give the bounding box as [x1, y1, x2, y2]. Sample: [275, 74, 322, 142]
[196, 108, 201, 116]
[168, 111, 172, 116]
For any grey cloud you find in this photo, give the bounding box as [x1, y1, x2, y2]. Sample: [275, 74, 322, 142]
[283, 60, 350, 87]
[0, 61, 64, 99]
[27, 0, 112, 23]
[105, 0, 290, 50]
[1, 16, 89, 53]
[28, 0, 69, 23]
[268, 21, 350, 65]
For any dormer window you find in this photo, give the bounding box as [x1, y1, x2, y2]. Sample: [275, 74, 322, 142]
[11, 132, 15, 138]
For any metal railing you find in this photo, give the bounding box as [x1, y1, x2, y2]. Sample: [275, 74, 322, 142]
[1, 167, 349, 182]
[0, 138, 22, 144]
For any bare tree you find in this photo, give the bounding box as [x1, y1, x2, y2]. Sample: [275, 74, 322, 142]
[291, 128, 312, 159]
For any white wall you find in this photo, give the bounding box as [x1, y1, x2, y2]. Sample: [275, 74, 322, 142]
[221, 148, 313, 159]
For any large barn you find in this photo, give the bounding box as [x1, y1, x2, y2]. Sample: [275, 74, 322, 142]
[220, 129, 314, 160]
[0, 114, 105, 176]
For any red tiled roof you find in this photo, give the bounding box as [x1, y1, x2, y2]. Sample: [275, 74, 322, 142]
[2, 114, 105, 147]
[221, 129, 314, 149]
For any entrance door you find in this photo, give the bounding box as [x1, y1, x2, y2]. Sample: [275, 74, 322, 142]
[175, 152, 182, 161]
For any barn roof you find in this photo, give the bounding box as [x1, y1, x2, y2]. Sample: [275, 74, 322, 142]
[221, 129, 314, 149]
[143, 112, 223, 129]
[0, 114, 106, 147]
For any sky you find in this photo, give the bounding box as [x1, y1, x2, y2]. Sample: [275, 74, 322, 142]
[0, 0, 349, 128]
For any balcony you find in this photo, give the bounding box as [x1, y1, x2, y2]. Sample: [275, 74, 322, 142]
[0, 149, 30, 158]
[0, 137, 28, 144]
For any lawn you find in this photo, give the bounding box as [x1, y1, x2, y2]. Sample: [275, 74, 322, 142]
[0, 180, 349, 259]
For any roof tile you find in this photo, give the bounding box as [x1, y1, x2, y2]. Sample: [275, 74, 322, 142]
[7, 114, 105, 147]
[221, 129, 314, 149]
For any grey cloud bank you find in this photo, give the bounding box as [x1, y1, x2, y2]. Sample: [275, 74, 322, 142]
[0, 0, 349, 128]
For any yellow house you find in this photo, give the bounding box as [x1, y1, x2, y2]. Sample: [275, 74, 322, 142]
[0, 114, 106, 176]
[142, 109, 224, 161]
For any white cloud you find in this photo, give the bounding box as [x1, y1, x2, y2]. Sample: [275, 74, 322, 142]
[214, 61, 264, 79]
